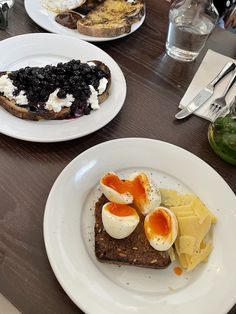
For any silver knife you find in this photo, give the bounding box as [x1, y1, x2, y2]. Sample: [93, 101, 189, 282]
[175, 62, 236, 119]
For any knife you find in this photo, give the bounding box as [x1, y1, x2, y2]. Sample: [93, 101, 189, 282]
[175, 62, 236, 120]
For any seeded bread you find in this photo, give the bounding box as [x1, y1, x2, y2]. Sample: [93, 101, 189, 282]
[77, 0, 145, 37]
[95, 194, 171, 269]
[0, 60, 111, 121]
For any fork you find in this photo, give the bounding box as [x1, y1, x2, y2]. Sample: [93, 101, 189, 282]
[209, 69, 236, 117]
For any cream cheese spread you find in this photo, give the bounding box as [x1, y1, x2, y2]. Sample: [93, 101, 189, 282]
[98, 77, 108, 95]
[0, 74, 28, 105]
[88, 85, 99, 110]
[45, 88, 75, 113]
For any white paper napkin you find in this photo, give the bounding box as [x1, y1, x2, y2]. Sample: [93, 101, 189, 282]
[179, 49, 236, 121]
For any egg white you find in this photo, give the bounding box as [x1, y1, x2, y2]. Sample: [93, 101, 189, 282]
[42, 0, 86, 12]
[100, 172, 133, 204]
[102, 202, 140, 239]
[144, 207, 178, 251]
[128, 172, 161, 215]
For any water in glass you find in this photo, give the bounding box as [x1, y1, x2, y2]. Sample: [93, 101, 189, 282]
[166, 0, 218, 62]
[0, 0, 14, 8]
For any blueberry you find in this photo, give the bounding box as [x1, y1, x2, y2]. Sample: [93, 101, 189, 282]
[57, 89, 67, 99]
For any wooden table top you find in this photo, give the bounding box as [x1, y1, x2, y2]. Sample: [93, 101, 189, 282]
[0, 0, 235, 313]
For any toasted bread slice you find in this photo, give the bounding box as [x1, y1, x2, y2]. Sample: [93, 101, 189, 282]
[0, 60, 111, 121]
[77, 0, 144, 37]
[95, 194, 171, 269]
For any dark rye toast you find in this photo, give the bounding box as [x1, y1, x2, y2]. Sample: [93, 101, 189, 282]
[95, 194, 171, 268]
[0, 60, 111, 121]
[77, 0, 145, 37]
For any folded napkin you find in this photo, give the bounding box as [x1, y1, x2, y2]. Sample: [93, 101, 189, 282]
[179, 49, 236, 121]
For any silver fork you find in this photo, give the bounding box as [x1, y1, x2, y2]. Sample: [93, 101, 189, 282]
[209, 69, 236, 117]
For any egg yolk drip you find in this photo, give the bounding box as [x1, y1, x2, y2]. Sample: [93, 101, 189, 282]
[102, 173, 146, 200]
[107, 203, 137, 217]
[145, 209, 171, 240]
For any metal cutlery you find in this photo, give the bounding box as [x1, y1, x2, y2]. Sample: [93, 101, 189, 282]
[175, 62, 236, 120]
[209, 69, 236, 118]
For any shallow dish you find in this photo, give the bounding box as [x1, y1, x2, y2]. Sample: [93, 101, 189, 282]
[0, 33, 126, 142]
[44, 138, 236, 314]
[24, 0, 145, 42]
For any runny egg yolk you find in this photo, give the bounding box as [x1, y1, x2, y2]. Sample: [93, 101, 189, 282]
[102, 173, 146, 200]
[107, 203, 137, 217]
[145, 209, 171, 240]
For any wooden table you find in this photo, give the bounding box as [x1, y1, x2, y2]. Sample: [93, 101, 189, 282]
[0, 0, 235, 313]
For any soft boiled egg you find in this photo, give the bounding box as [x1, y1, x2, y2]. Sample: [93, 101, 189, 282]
[102, 202, 140, 239]
[100, 172, 134, 204]
[100, 172, 161, 215]
[127, 172, 161, 215]
[144, 207, 178, 251]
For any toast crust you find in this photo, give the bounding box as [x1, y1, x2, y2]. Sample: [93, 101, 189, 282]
[77, 0, 145, 37]
[0, 61, 111, 121]
[95, 194, 171, 269]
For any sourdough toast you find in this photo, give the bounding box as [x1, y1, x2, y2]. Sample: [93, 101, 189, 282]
[95, 194, 171, 268]
[0, 60, 111, 121]
[77, 0, 145, 37]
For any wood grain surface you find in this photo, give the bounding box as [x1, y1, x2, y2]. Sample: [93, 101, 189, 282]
[0, 0, 236, 313]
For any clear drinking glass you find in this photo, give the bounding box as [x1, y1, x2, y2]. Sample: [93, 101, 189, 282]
[166, 0, 219, 62]
[0, 0, 14, 8]
[0, 0, 14, 29]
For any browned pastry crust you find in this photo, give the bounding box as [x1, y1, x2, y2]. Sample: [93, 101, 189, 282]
[95, 194, 171, 269]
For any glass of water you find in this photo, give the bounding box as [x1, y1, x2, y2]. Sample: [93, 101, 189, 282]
[0, 0, 14, 29]
[166, 0, 219, 62]
[0, 0, 14, 8]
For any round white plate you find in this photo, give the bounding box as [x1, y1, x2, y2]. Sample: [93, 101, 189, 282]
[24, 0, 145, 42]
[0, 33, 126, 142]
[44, 138, 236, 314]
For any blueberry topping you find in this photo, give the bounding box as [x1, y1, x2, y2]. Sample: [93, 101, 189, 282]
[8, 59, 109, 117]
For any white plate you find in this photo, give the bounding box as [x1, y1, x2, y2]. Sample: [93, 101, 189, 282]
[44, 138, 236, 314]
[24, 0, 145, 42]
[0, 33, 126, 142]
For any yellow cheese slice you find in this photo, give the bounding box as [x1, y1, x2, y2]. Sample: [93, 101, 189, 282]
[179, 235, 196, 255]
[178, 253, 188, 268]
[187, 242, 213, 271]
[160, 189, 181, 207]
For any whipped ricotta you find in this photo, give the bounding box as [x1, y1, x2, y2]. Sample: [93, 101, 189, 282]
[88, 85, 99, 110]
[0, 74, 28, 105]
[42, 0, 85, 12]
[98, 77, 108, 95]
[87, 62, 96, 67]
[45, 89, 75, 113]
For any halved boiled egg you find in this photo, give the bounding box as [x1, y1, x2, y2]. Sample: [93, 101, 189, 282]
[127, 172, 161, 215]
[102, 202, 140, 239]
[100, 172, 134, 204]
[144, 207, 178, 251]
[100, 172, 161, 214]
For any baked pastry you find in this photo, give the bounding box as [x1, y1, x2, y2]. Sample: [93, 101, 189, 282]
[77, 0, 145, 37]
[95, 194, 171, 269]
[0, 60, 111, 120]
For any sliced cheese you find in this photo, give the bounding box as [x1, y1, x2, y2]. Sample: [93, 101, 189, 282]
[179, 235, 196, 255]
[160, 189, 181, 207]
[187, 242, 213, 271]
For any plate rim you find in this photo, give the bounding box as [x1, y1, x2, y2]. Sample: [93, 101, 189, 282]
[43, 137, 236, 314]
[0, 33, 126, 143]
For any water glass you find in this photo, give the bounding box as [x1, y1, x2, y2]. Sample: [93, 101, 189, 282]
[166, 0, 218, 62]
[0, 0, 14, 30]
